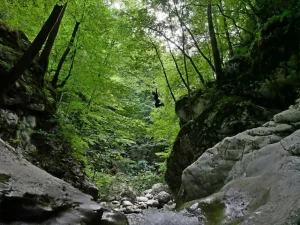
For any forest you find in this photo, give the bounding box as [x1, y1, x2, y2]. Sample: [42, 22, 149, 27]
[0, 0, 299, 204]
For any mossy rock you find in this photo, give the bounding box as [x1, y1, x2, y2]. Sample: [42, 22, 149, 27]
[0, 173, 10, 183]
[0, 23, 29, 52]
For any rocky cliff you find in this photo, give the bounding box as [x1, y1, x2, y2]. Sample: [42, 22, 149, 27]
[0, 23, 97, 198]
[0, 138, 128, 224]
[177, 100, 300, 225]
[165, 10, 300, 196]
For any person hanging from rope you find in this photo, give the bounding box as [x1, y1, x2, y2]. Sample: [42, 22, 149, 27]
[152, 88, 164, 108]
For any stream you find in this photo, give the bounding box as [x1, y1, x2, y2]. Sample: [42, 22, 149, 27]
[126, 207, 204, 225]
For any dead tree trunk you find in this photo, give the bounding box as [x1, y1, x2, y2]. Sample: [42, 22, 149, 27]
[38, 3, 67, 87]
[51, 21, 80, 88]
[0, 4, 65, 93]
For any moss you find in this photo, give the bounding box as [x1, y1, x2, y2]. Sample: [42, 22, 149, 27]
[227, 218, 243, 225]
[177, 199, 226, 225]
[0, 173, 10, 183]
[199, 200, 225, 225]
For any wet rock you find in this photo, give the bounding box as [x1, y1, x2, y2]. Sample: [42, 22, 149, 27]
[101, 209, 129, 225]
[127, 208, 201, 225]
[124, 205, 142, 214]
[163, 202, 176, 211]
[0, 139, 128, 225]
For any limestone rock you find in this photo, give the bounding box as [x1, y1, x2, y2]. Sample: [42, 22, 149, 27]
[177, 106, 300, 224]
[166, 93, 276, 195]
[0, 138, 128, 225]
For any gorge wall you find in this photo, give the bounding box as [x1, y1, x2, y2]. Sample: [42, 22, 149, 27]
[164, 6, 300, 225]
[0, 23, 97, 198]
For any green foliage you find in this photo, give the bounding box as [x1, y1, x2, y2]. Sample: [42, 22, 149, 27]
[113, 171, 164, 195]
[1, 0, 298, 200]
[90, 169, 163, 198]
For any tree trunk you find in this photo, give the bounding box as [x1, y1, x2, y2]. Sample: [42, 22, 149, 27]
[167, 43, 189, 90]
[219, 0, 234, 58]
[152, 42, 176, 103]
[207, 0, 224, 82]
[38, 3, 67, 87]
[173, 3, 216, 72]
[150, 27, 205, 85]
[56, 49, 77, 89]
[51, 21, 81, 88]
[0, 4, 65, 94]
[182, 31, 192, 120]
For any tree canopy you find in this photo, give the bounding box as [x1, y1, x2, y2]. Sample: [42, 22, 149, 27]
[0, 0, 298, 196]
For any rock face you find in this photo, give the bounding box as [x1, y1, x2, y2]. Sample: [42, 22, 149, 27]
[166, 91, 277, 194]
[0, 22, 97, 198]
[0, 138, 128, 225]
[177, 101, 300, 224]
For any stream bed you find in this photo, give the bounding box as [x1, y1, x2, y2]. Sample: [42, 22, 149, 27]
[126, 208, 204, 225]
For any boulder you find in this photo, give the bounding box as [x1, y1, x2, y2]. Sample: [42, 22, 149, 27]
[166, 92, 277, 195]
[177, 106, 300, 224]
[155, 191, 172, 205]
[145, 193, 153, 199]
[137, 196, 148, 202]
[85, 181, 99, 200]
[150, 183, 171, 195]
[120, 187, 137, 203]
[122, 201, 133, 207]
[146, 199, 159, 208]
[0, 138, 128, 225]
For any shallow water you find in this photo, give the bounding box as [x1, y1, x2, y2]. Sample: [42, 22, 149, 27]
[126, 208, 203, 225]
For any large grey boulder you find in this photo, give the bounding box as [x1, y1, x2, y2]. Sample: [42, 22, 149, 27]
[0, 139, 128, 225]
[166, 92, 276, 195]
[177, 107, 300, 224]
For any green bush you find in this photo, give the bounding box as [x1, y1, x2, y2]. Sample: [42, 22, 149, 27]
[93, 170, 164, 199]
